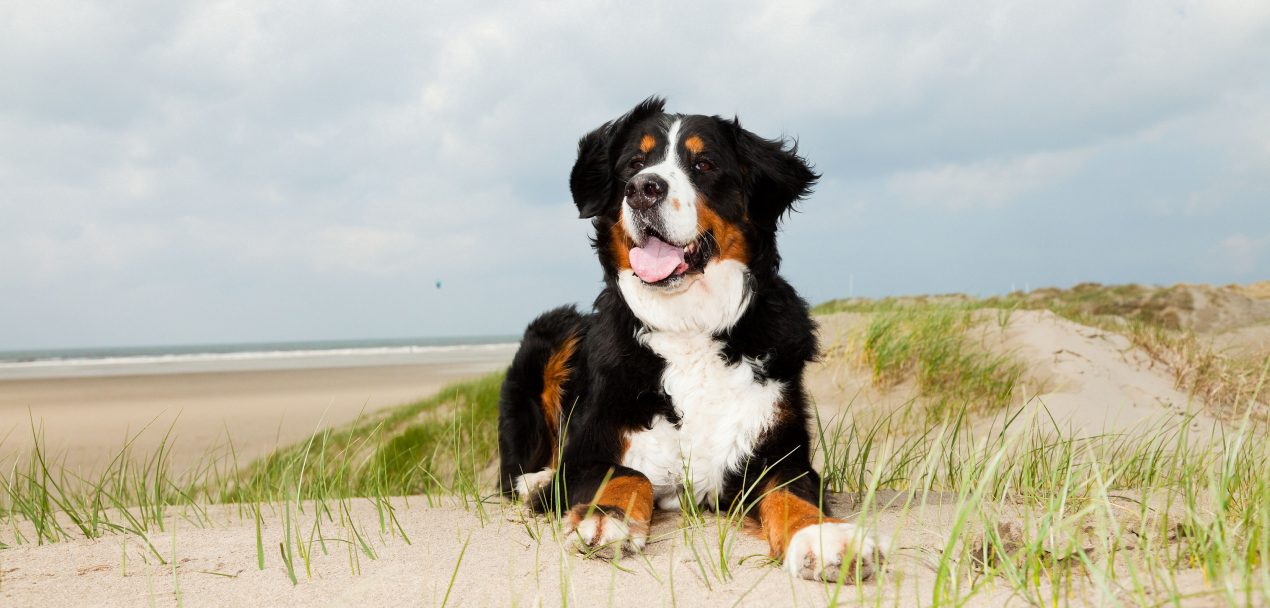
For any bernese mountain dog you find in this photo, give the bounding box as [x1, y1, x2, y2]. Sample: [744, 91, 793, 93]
[498, 98, 885, 582]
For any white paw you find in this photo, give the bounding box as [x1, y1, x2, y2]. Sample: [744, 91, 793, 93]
[513, 467, 554, 501]
[563, 508, 648, 558]
[785, 522, 886, 583]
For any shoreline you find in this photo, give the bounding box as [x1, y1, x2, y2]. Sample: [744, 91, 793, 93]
[0, 348, 515, 473]
[0, 342, 519, 381]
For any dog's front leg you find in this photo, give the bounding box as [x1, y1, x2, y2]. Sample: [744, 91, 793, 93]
[561, 465, 653, 558]
[757, 483, 886, 583]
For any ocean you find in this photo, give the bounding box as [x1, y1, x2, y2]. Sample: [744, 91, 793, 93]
[0, 336, 520, 380]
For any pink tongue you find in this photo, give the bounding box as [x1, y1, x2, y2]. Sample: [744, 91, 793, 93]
[629, 236, 687, 283]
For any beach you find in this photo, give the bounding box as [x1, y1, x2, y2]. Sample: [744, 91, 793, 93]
[1, 284, 1268, 607]
[0, 345, 517, 473]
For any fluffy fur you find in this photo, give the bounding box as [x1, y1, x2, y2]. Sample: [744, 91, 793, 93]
[497, 97, 884, 582]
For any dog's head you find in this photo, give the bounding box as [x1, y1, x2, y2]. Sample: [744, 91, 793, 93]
[569, 98, 817, 330]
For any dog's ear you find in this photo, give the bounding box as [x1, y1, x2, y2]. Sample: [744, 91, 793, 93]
[569, 127, 613, 219]
[733, 119, 819, 229]
[570, 96, 666, 219]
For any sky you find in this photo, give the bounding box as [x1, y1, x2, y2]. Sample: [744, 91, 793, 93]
[2, 1, 1269, 350]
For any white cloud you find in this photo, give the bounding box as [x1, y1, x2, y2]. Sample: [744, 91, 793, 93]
[885, 148, 1094, 210]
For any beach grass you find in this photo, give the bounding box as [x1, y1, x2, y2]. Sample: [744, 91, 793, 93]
[4, 378, 1270, 604]
[0, 372, 506, 558]
[855, 303, 1024, 420]
[4, 286, 1270, 604]
[224, 371, 503, 503]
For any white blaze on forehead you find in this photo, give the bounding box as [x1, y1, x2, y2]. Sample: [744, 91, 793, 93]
[621, 119, 699, 246]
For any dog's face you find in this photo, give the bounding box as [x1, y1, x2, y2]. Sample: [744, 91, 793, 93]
[570, 98, 818, 302]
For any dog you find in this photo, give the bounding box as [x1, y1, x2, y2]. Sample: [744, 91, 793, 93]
[497, 98, 884, 582]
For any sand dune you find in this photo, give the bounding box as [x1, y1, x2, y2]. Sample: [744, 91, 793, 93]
[979, 310, 1221, 436]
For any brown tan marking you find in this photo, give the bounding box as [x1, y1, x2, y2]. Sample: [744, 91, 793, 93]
[539, 332, 580, 464]
[684, 134, 704, 155]
[564, 473, 654, 540]
[598, 474, 653, 533]
[609, 219, 634, 270]
[759, 485, 841, 557]
[639, 134, 656, 153]
[696, 202, 750, 264]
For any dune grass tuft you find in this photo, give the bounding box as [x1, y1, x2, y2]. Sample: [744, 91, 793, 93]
[858, 304, 1024, 419]
[226, 371, 504, 503]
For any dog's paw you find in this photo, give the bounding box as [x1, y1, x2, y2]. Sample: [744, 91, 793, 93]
[785, 522, 886, 583]
[512, 468, 554, 501]
[563, 505, 648, 559]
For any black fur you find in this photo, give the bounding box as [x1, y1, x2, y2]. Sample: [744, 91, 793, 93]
[496, 305, 586, 495]
[499, 98, 826, 521]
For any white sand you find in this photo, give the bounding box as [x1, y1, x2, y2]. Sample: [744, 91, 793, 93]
[0, 491, 1225, 607]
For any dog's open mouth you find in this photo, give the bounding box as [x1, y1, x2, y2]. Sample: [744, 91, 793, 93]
[629, 229, 714, 286]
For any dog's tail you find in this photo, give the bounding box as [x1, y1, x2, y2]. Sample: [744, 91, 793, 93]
[497, 305, 586, 500]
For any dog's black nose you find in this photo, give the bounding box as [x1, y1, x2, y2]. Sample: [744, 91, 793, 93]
[624, 174, 667, 211]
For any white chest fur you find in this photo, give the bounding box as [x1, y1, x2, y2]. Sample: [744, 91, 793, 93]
[616, 259, 781, 508]
[621, 331, 785, 509]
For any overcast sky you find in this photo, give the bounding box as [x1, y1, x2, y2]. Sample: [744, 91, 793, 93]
[2, 1, 1269, 350]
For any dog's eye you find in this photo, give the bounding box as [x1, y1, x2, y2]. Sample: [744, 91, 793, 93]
[693, 160, 713, 172]
[629, 157, 646, 171]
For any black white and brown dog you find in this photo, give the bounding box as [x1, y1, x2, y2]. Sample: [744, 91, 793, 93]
[498, 98, 885, 582]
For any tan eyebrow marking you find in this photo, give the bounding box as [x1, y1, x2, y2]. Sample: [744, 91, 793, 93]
[684, 135, 705, 154]
[639, 134, 656, 153]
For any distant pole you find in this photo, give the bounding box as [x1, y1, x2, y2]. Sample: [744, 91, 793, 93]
[849, 274, 855, 298]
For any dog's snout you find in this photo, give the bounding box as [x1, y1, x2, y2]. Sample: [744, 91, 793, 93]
[624, 174, 667, 211]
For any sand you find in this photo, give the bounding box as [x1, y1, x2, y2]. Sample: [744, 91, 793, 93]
[0, 491, 1224, 608]
[979, 310, 1222, 436]
[0, 348, 516, 473]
